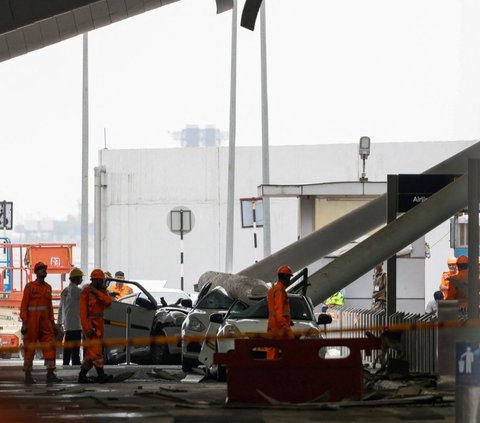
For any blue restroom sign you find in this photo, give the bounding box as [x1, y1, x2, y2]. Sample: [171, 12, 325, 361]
[456, 342, 480, 387]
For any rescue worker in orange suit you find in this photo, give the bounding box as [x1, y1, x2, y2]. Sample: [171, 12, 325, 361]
[78, 269, 113, 383]
[440, 256, 458, 300]
[266, 265, 295, 360]
[107, 270, 133, 299]
[447, 255, 469, 309]
[20, 261, 62, 385]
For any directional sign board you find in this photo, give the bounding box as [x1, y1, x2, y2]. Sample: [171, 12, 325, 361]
[397, 175, 458, 213]
[0, 201, 13, 230]
[167, 207, 194, 235]
[240, 197, 264, 228]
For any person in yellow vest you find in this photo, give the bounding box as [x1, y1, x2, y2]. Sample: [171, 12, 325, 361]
[107, 270, 133, 299]
[325, 291, 345, 307]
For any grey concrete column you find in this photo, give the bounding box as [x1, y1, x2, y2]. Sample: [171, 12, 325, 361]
[468, 159, 479, 319]
[386, 175, 398, 317]
[260, 1, 271, 258]
[225, 1, 238, 273]
[437, 300, 459, 388]
[81, 33, 89, 273]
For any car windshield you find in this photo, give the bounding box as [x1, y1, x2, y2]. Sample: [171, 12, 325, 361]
[226, 296, 313, 321]
[196, 289, 235, 310]
[139, 291, 189, 306]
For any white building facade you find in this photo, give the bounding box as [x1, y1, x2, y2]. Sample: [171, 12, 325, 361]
[96, 140, 475, 312]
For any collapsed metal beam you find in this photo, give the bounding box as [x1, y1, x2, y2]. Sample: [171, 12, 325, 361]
[307, 173, 471, 305]
[239, 141, 480, 283]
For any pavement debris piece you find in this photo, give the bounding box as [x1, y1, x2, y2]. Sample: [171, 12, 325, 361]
[371, 379, 407, 391]
[224, 394, 447, 410]
[180, 373, 205, 383]
[147, 369, 183, 381]
[394, 383, 423, 398]
[361, 391, 388, 401]
[256, 389, 331, 405]
[135, 389, 223, 407]
[110, 371, 136, 383]
[159, 385, 188, 393]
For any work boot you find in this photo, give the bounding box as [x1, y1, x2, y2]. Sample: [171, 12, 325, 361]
[24, 372, 36, 385]
[46, 372, 63, 384]
[78, 366, 94, 384]
[78, 374, 95, 384]
[95, 373, 113, 384]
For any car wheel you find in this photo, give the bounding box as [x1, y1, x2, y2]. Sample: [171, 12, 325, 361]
[151, 329, 170, 365]
[182, 356, 197, 372]
[217, 364, 227, 382]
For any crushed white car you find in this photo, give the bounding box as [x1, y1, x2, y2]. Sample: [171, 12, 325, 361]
[198, 293, 332, 380]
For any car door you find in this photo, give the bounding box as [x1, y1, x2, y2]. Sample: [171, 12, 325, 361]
[104, 281, 157, 359]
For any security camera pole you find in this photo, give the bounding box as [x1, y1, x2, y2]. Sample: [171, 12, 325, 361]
[359, 136, 370, 185]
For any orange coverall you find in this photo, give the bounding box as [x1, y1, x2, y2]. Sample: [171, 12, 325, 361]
[266, 281, 294, 360]
[440, 271, 458, 300]
[80, 285, 112, 369]
[108, 283, 133, 299]
[20, 280, 56, 371]
[447, 269, 469, 308]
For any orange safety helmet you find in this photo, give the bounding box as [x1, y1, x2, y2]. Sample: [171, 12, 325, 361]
[90, 269, 105, 280]
[34, 261, 48, 272]
[447, 256, 457, 265]
[277, 265, 293, 277]
[457, 255, 468, 265]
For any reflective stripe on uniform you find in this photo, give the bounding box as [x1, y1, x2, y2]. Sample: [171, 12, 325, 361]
[268, 310, 290, 317]
[88, 312, 103, 318]
[27, 306, 48, 311]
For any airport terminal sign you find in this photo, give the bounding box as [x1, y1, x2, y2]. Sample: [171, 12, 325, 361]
[397, 175, 458, 213]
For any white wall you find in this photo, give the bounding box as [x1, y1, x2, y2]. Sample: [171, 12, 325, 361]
[97, 140, 475, 301]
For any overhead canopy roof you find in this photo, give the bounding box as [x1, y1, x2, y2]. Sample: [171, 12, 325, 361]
[0, 0, 181, 63]
[258, 181, 387, 198]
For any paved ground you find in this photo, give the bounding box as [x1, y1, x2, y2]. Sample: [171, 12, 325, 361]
[0, 359, 455, 422]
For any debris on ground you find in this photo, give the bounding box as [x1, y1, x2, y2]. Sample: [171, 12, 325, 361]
[180, 373, 205, 383]
[394, 383, 423, 398]
[146, 368, 184, 381]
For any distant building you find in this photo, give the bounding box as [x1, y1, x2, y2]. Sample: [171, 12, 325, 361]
[171, 125, 227, 148]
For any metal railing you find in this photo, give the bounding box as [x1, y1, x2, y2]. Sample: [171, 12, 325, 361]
[325, 306, 437, 374]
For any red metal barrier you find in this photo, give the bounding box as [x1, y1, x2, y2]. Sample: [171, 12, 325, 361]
[214, 337, 381, 404]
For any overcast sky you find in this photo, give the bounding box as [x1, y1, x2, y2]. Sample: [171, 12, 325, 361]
[1, 0, 480, 223]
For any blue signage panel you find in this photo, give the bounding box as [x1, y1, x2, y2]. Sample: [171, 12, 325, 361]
[456, 342, 480, 387]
